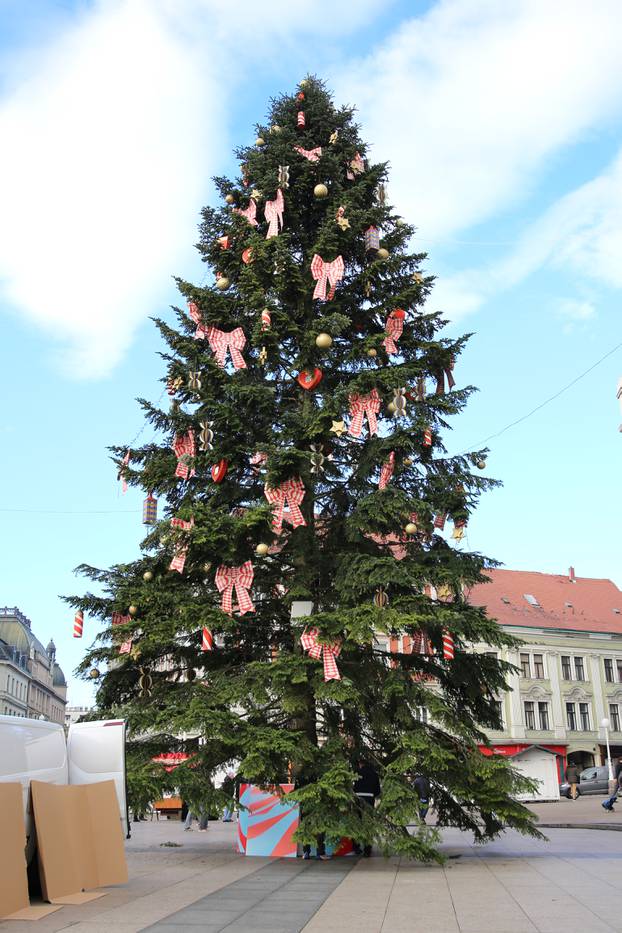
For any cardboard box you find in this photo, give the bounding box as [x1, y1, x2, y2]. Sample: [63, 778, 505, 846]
[0, 783, 30, 917]
[31, 780, 127, 902]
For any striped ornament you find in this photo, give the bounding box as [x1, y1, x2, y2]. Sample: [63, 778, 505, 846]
[73, 610, 83, 638]
[297, 110, 305, 128]
[442, 632, 455, 660]
[201, 626, 213, 651]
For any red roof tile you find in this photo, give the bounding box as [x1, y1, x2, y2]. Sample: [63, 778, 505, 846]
[466, 569, 622, 635]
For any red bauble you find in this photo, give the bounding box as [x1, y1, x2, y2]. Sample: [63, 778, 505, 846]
[297, 92, 305, 101]
[392, 308, 405, 320]
[297, 369, 323, 391]
[211, 459, 228, 483]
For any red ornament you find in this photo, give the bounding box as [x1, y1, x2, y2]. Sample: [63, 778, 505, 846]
[423, 426, 433, 447]
[297, 369, 323, 391]
[211, 459, 228, 483]
[242, 247, 253, 264]
[297, 92, 305, 101]
[217, 236, 230, 249]
[201, 627, 213, 651]
[297, 111, 306, 129]
[392, 308, 405, 320]
[73, 610, 83, 639]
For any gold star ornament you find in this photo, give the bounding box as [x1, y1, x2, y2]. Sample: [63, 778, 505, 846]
[330, 419, 346, 437]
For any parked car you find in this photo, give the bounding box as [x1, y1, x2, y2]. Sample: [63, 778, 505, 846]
[560, 765, 609, 798]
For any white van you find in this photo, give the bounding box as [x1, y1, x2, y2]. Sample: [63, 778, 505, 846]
[0, 715, 128, 862]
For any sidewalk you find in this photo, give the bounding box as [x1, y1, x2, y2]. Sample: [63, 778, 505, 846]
[3, 818, 622, 933]
[525, 793, 622, 828]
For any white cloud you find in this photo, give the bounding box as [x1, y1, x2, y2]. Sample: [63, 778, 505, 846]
[0, 0, 382, 378]
[431, 145, 622, 318]
[334, 0, 622, 241]
[556, 299, 596, 323]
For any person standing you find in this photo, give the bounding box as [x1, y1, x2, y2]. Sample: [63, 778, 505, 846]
[184, 808, 208, 831]
[353, 758, 381, 857]
[565, 762, 580, 800]
[221, 771, 235, 822]
[413, 774, 431, 821]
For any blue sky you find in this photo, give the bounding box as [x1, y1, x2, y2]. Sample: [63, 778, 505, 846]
[1, 0, 621, 706]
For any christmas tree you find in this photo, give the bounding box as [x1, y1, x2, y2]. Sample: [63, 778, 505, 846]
[69, 78, 539, 859]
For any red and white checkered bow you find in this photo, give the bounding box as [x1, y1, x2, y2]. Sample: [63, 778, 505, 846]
[264, 477, 307, 534]
[119, 449, 130, 494]
[348, 389, 381, 437]
[173, 431, 196, 480]
[215, 561, 255, 615]
[379, 451, 395, 489]
[112, 611, 131, 627]
[188, 301, 209, 340]
[435, 359, 456, 395]
[442, 632, 455, 660]
[234, 199, 258, 226]
[169, 545, 188, 574]
[264, 188, 284, 239]
[311, 254, 344, 301]
[300, 628, 341, 681]
[294, 145, 322, 161]
[201, 626, 213, 651]
[171, 516, 194, 532]
[207, 326, 247, 369]
[383, 311, 403, 355]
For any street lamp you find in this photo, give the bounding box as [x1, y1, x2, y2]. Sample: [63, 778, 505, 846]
[601, 717, 615, 788]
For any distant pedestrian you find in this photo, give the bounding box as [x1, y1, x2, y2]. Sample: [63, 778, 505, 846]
[602, 765, 622, 812]
[413, 774, 431, 821]
[222, 771, 235, 822]
[184, 808, 208, 831]
[565, 763, 580, 800]
[353, 758, 381, 857]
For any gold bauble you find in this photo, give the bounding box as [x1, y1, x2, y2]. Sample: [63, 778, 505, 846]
[396, 218, 405, 227]
[128, 605, 138, 616]
[143, 571, 153, 582]
[256, 543, 270, 556]
[387, 401, 397, 414]
[476, 459, 487, 470]
[89, 668, 100, 680]
[270, 124, 282, 134]
[404, 522, 417, 535]
[314, 183, 328, 199]
[315, 332, 333, 349]
[256, 137, 266, 147]
[300, 79, 310, 88]
[377, 247, 389, 261]
[225, 193, 235, 204]
[216, 277, 230, 291]
[367, 348, 377, 358]
[403, 457, 413, 467]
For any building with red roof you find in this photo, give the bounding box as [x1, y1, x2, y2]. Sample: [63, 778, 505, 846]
[463, 567, 622, 790]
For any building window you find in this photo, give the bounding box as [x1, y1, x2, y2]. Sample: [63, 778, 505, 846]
[617, 659, 622, 683]
[520, 654, 531, 678]
[524, 701, 535, 730]
[610, 704, 621, 732]
[579, 703, 591, 731]
[566, 702, 577, 731]
[538, 702, 549, 730]
[605, 659, 614, 683]
[574, 658, 585, 681]
[561, 656, 572, 680]
[494, 700, 503, 727]
[533, 655, 545, 679]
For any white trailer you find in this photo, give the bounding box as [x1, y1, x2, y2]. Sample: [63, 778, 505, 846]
[0, 715, 127, 862]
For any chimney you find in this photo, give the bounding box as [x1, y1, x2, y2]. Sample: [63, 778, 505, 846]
[569, 566, 576, 583]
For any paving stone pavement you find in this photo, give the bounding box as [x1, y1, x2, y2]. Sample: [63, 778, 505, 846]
[3, 819, 622, 932]
[143, 857, 354, 933]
